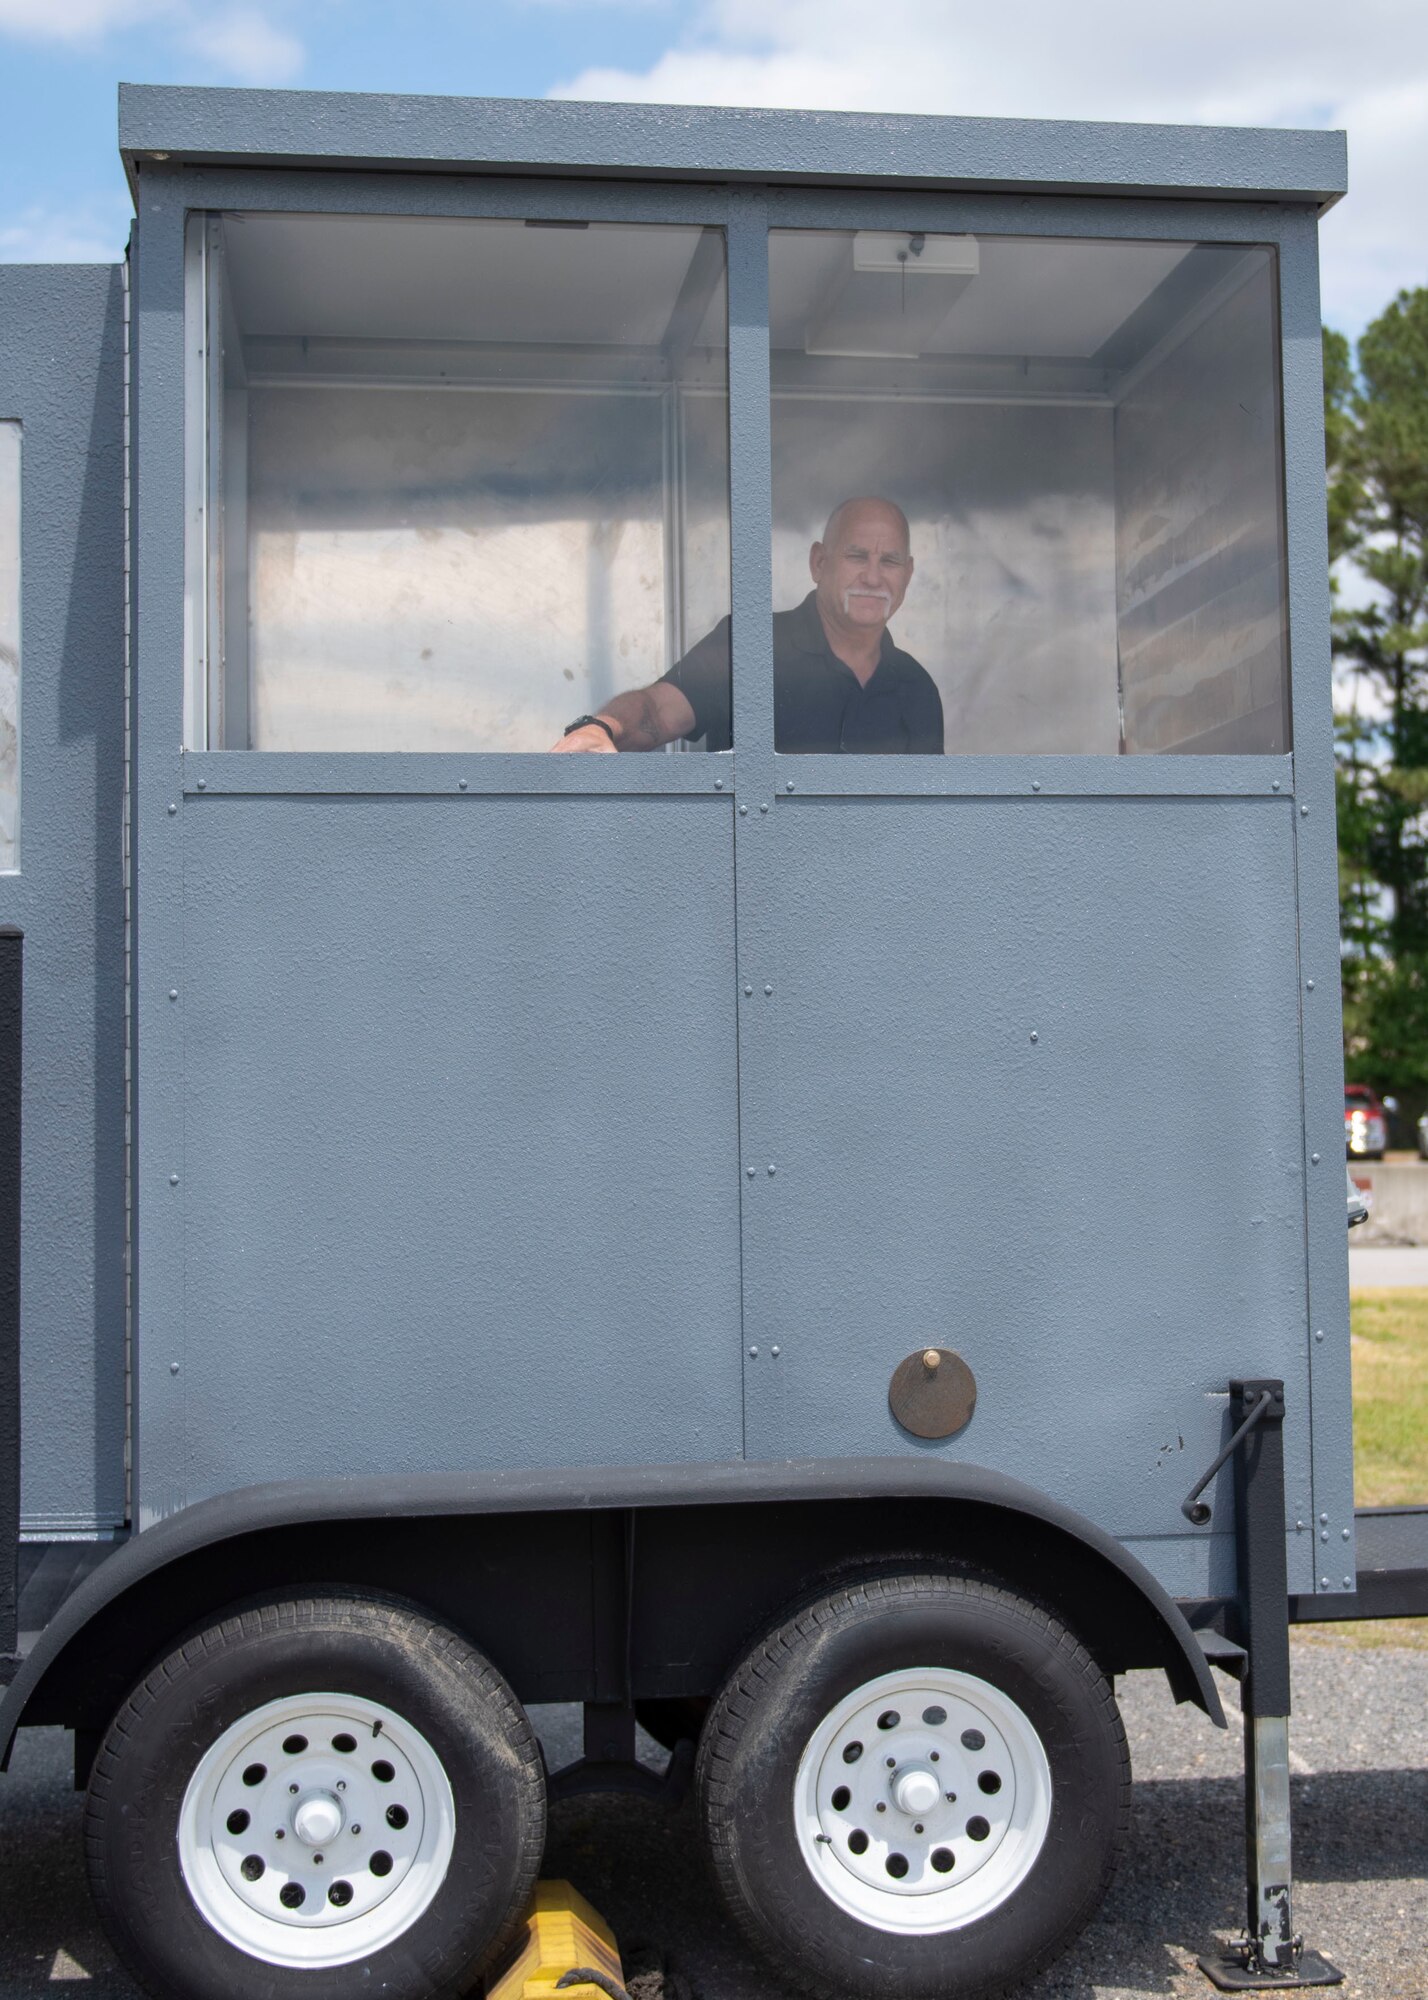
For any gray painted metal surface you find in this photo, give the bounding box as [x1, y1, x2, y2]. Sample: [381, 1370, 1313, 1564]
[1276, 210, 1357, 1594]
[167, 793, 741, 1509]
[119, 141, 1353, 1601]
[754, 794, 1310, 1600]
[116, 85, 1347, 208]
[0, 266, 127, 1537]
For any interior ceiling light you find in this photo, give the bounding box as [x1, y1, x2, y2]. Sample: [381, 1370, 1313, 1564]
[805, 232, 979, 359]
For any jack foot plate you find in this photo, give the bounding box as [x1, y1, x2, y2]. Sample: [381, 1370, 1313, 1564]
[1198, 1948, 1344, 1991]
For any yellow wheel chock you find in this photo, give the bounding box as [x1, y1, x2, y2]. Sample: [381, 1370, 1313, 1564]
[485, 1880, 630, 2000]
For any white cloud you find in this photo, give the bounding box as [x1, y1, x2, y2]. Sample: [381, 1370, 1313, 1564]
[183, 6, 303, 82]
[0, 0, 166, 34]
[0, 200, 130, 262]
[0, 0, 304, 82]
[552, 0, 1428, 335]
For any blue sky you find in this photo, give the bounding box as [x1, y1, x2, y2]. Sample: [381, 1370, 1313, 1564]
[2, 0, 1425, 339]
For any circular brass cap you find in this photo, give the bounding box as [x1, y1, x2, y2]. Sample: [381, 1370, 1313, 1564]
[888, 1348, 976, 1439]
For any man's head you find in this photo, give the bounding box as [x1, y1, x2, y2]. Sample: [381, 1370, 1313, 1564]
[809, 497, 914, 636]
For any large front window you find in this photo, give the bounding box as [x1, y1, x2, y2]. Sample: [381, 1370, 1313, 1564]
[187, 212, 730, 751]
[188, 208, 1290, 761]
[768, 230, 1290, 755]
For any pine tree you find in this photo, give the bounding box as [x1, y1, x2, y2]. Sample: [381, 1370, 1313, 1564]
[1331, 289, 1428, 1096]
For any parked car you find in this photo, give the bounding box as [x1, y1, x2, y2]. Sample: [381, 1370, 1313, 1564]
[1345, 1083, 1388, 1158]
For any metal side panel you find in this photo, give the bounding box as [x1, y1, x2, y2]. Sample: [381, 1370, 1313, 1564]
[141, 791, 741, 1517]
[750, 792, 1316, 1601]
[0, 266, 128, 1536]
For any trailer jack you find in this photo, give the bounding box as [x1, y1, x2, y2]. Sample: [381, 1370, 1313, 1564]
[1193, 1383, 1342, 1992]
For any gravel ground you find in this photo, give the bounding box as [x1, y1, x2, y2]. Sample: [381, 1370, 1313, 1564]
[0, 1636, 1422, 1998]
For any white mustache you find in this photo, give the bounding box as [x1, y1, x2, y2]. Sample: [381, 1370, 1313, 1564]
[843, 588, 893, 614]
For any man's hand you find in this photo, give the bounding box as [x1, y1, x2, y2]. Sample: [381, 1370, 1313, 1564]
[551, 721, 618, 752]
[548, 683, 697, 753]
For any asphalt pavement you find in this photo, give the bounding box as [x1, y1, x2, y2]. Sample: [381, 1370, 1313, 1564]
[1349, 1245, 1428, 1286]
[0, 1636, 1422, 1999]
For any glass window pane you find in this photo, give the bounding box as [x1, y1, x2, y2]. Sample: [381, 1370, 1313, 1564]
[0, 421, 17, 864]
[193, 214, 730, 752]
[768, 230, 1289, 755]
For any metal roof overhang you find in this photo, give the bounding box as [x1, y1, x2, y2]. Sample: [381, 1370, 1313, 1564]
[117, 84, 1347, 211]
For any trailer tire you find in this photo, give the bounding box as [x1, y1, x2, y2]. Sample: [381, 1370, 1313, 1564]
[697, 1570, 1128, 2000]
[84, 1595, 545, 2000]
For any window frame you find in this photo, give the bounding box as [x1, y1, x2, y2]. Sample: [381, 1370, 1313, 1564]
[166, 165, 1315, 806]
[0, 418, 18, 872]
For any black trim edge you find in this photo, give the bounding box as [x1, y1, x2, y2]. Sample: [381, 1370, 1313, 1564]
[0, 1457, 1224, 1761]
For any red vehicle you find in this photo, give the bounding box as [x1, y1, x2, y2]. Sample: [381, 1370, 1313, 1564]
[1345, 1083, 1389, 1159]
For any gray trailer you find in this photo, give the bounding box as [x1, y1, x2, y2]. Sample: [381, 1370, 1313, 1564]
[0, 83, 1422, 2000]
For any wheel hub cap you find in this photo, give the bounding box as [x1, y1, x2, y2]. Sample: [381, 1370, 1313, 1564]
[292, 1792, 344, 1847]
[892, 1766, 941, 1817]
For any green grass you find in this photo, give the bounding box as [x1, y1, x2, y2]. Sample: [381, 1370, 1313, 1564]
[1348, 1288, 1428, 1506]
[1296, 1288, 1428, 1651]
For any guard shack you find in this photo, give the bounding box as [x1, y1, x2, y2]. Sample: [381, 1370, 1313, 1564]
[0, 85, 1419, 2000]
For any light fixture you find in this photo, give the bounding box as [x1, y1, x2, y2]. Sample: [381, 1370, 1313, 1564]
[805, 231, 979, 359]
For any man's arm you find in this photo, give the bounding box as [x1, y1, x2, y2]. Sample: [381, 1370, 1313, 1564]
[550, 679, 697, 753]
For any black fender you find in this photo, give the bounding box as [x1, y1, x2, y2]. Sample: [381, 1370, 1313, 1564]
[1, 1456, 1223, 1766]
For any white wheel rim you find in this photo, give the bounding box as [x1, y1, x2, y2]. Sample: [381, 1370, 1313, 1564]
[793, 1667, 1053, 1935]
[177, 1692, 456, 1968]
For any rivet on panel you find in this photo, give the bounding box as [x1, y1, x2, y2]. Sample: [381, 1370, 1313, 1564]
[764, 984, 773, 996]
[749, 1346, 758, 1358]
[1300, 804, 1310, 816]
[1320, 1513, 1329, 1524]
[739, 804, 748, 816]
[1320, 1577, 1329, 1589]
[1320, 1529, 1329, 1542]
[1272, 779, 1281, 792]
[1030, 1031, 1039, 1043]
[1031, 780, 1041, 792]
[1295, 1519, 1305, 1531]
[759, 802, 769, 814]
[1343, 1576, 1353, 1589]
[767, 1164, 776, 1177]
[167, 802, 177, 815]
[458, 779, 468, 791]
[714, 778, 724, 790]
[169, 1173, 179, 1186]
[743, 983, 753, 997]
[170, 1362, 180, 1375]
[1306, 979, 1315, 991]
[196, 777, 207, 791]
[771, 1345, 781, 1357]
[1311, 1152, 1321, 1164]
[1342, 1527, 1351, 1540]
[746, 1165, 755, 1179]
[168, 989, 178, 1001]
[785, 781, 795, 792]
[1314, 1328, 1324, 1342]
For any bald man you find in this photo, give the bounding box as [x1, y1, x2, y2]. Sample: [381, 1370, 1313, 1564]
[553, 497, 944, 755]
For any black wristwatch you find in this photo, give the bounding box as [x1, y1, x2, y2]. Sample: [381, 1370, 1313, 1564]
[564, 714, 618, 745]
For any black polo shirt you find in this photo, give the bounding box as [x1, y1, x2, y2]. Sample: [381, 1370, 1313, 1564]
[659, 592, 944, 753]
